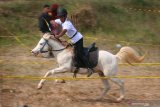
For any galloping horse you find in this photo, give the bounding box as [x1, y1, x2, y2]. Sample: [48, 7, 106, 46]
[31, 34, 145, 101]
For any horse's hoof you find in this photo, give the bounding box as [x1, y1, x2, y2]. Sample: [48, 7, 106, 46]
[37, 85, 42, 90]
[116, 97, 124, 102]
[55, 79, 65, 83]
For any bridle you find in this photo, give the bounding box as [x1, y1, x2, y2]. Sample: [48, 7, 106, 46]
[39, 38, 69, 53]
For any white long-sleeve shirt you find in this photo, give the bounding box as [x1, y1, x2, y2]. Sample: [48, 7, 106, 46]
[55, 18, 83, 44]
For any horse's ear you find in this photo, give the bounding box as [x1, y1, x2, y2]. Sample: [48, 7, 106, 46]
[43, 33, 51, 40]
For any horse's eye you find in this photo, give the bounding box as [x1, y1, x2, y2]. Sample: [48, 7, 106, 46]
[40, 43, 43, 45]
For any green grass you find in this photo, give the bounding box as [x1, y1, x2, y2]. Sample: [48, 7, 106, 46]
[0, 0, 160, 47]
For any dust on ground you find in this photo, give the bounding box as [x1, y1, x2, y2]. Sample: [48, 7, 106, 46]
[0, 45, 160, 107]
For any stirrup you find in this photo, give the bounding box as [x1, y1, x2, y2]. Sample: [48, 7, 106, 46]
[87, 68, 94, 77]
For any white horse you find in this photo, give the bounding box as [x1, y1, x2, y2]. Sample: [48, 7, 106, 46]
[31, 35, 145, 101]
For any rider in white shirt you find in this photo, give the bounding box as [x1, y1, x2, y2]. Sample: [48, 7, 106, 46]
[54, 18, 83, 44]
[50, 7, 93, 76]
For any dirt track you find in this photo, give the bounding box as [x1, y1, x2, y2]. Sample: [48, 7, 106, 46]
[0, 45, 160, 107]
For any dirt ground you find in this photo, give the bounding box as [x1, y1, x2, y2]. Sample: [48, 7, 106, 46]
[0, 44, 160, 107]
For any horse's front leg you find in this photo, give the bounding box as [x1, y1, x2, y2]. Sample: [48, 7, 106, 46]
[37, 66, 69, 89]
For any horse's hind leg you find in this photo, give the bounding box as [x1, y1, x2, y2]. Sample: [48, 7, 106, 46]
[97, 72, 111, 100]
[110, 78, 124, 101]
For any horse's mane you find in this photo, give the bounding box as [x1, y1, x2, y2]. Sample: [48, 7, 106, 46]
[50, 37, 73, 50]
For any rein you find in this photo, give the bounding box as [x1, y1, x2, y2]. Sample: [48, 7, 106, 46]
[40, 39, 70, 53]
[41, 47, 68, 53]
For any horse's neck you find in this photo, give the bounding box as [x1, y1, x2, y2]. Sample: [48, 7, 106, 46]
[48, 39, 65, 56]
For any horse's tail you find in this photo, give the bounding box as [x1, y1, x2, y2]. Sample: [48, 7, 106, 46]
[116, 46, 145, 65]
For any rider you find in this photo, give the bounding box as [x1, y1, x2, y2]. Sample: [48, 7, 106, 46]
[39, 4, 60, 35]
[50, 7, 93, 77]
[38, 4, 52, 34]
[38, 4, 59, 57]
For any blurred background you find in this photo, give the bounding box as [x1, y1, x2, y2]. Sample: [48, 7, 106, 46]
[0, 0, 160, 47]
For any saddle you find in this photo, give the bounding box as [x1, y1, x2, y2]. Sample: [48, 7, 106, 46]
[73, 42, 98, 69]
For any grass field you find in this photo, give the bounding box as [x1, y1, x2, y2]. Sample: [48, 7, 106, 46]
[0, 0, 160, 46]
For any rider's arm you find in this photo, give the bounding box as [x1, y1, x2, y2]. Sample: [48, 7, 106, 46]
[50, 29, 67, 39]
[55, 29, 67, 38]
[50, 20, 60, 28]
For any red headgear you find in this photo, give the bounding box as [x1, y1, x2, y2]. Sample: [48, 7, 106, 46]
[51, 4, 59, 11]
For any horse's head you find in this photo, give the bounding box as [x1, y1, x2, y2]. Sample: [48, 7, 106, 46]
[31, 38, 50, 56]
[31, 33, 66, 57]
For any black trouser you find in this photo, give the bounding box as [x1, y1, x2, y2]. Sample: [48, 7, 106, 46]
[74, 38, 84, 67]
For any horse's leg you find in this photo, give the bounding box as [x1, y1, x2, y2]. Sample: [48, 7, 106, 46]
[96, 72, 110, 100]
[97, 78, 110, 100]
[37, 66, 68, 89]
[110, 78, 124, 101]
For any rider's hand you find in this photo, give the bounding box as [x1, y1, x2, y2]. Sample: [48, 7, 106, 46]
[50, 35, 55, 39]
[43, 33, 51, 40]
